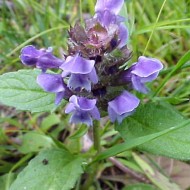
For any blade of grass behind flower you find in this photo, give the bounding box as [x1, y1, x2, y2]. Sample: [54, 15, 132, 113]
[93, 119, 190, 162]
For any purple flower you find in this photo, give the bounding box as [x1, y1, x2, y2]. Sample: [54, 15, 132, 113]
[60, 54, 95, 74]
[118, 23, 128, 48]
[67, 68, 98, 91]
[60, 54, 98, 91]
[94, 0, 128, 48]
[123, 56, 163, 93]
[37, 73, 70, 105]
[65, 95, 100, 126]
[20, 45, 63, 71]
[108, 91, 140, 123]
[95, 0, 124, 14]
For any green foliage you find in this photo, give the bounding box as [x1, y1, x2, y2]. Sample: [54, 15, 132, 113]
[123, 183, 157, 190]
[69, 125, 88, 139]
[0, 173, 16, 190]
[0, 69, 57, 112]
[18, 132, 56, 154]
[40, 113, 61, 131]
[10, 149, 84, 190]
[95, 116, 190, 162]
[116, 101, 190, 160]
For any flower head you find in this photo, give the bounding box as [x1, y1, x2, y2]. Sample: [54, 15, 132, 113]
[19, 0, 163, 126]
[65, 95, 100, 126]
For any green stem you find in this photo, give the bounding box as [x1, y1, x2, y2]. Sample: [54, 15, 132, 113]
[81, 164, 97, 190]
[93, 121, 101, 154]
[81, 122, 101, 189]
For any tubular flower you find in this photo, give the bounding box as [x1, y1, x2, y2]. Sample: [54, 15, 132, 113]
[94, 0, 128, 48]
[122, 56, 163, 93]
[37, 73, 71, 105]
[19, 0, 163, 125]
[65, 95, 100, 126]
[108, 91, 140, 123]
[95, 0, 124, 14]
[20, 45, 63, 71]
[60, 54, 98, 91]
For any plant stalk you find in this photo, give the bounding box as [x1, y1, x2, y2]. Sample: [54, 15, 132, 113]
[93, 121, 101, 154]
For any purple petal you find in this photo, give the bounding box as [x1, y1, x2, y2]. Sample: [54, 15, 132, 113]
[116, 15, 126, 23]
[95, 10, 116, 26]
[60, 54, 95, 74]
[62, 71, 70, 78]
[118, 23, 128, 48]
[77, 97, 97, 111]
[68, 74, 91, 91]
[55, 91, 65, 105]
[20, 45, 64, 70]
[140, 72, 159, 83]
[69, 95, 78, 107]
[21, 45, 42, 57]
[89, 107, 101, 120]
[36, 53, 63, 70]
[89, 68, 99, 84]
[108, 91, 139, 123]
[37, 73, 65, 93]
[131, 75, 148, 94]
[117, 111, 134, 123]
[70, 111, 93, 126]
[108, 106, 134, 123]
[66, 96, 100, 125]
[108, 106, 117, 122]
[95, 0, 124, 14]
[20, 55, 38, 66]
[132, 56, 163, 77]
[69, 95, 97, 111]
[108, 91, 140, 115]
[20, 45, 42, 66]
[65, 103, 76, 114]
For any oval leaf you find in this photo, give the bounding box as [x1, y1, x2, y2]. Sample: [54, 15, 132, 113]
[0, 69, 56, 112]
[116, 101, 190, 160]
[18, 132, 56, 154]
[10, 149, 84, 190]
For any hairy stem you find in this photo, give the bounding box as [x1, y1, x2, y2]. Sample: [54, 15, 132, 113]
[93, 121, 101, 153]
[81, 122, 101, 189]
[81, 163, 98, 190]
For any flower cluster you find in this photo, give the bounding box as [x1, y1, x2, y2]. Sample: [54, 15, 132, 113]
[20, 0, 163, 126]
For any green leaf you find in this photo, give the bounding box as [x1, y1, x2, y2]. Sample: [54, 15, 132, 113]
[0, 173, 16, 190]
[18, 132, 56, 154]
[41, 113, 60, 131]
[69, 125, 88, 139]
[10, 149, 84, 190]
[94, 118, 190, 162]
[116, 101, 190, 160]
[0, 69, 56, 112]
[123, 183, 157, 190]
[117, 158, 142, 173]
